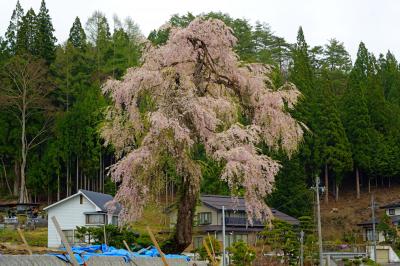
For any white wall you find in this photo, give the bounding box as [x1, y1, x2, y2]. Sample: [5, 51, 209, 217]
[386, 207, 400, 216]
[47, 194, 96, 248]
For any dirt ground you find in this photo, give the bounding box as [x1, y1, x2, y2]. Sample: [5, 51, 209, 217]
[320, 185, 400, 242]
[0, 242, 62, 255]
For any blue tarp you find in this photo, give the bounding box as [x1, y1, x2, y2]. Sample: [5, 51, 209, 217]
[49, 244, 190, 265]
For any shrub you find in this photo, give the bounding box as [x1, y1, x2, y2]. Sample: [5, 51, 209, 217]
[227, 240, 256, 266]
[75, 225, 139, 248]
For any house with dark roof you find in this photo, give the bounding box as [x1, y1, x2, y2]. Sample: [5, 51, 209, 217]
[168, 195, 299, 251]
[357, 199, 400, 243]
[43, 189, 120, 248]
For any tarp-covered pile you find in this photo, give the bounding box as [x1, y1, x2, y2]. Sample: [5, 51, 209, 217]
[49, 244, 190, 265]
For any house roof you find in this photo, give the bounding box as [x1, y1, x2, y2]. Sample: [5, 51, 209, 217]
[358, 215, 400, 227]
[380, 200, 400, 209]
[79, 190, 114, 212]
[200, 195, 299, 225]
[43, 190, 121, 214]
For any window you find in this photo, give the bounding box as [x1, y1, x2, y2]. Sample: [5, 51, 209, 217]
[62, 230, 74, 244]
[198, 212, 212, 225]
[112, 216, 118, 226]
[193, 236, 203, 249]
[80, 195, 83, 204]
[86, 214, 106, 224]
[389, 208, 395, 215]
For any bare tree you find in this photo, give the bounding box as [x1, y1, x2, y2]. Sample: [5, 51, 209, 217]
[0, 55, 53, 203]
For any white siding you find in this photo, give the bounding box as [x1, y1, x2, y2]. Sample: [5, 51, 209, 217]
[47, 195, 97, 248]
[386, 207, 400, 216]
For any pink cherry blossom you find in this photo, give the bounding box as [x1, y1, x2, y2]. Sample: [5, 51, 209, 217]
[102, 17, 303, 224]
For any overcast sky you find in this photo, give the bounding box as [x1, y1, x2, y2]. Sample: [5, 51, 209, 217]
[1, 0, 399, 61]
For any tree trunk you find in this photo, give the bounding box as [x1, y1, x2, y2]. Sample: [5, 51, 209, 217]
[66, 159, 70, 196]
[76, 157, 79, 192]
[335, 184, 339, 202]
[356, 167, 360, 199]
[368, 177, 371, 193]
[389, 176, 391, 188]
[19, 101, 28, 203]
[1, 158, 12, 195]
[324, 164, 329, 204]
[57, 173, 60, 201]
[163, 176, 200, 253]
[13, 161, 19, 196]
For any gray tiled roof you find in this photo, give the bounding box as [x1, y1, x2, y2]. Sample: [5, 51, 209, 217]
[80, 190, 121, 214]
[380, 200, 400, 209]
[200, 195, 299, 225]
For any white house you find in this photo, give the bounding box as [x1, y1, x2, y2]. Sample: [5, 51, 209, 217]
[44, 189, 120, 248]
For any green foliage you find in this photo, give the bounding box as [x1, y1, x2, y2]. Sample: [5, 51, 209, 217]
[268, 153, 312, 217]
[192, 143, 229, 195]
[35, 0, 57, 64]
[196, 236, 221, 260]
[377, 213, 397, 244]
[75, 225, 139, 248]
[227, 240, 256, 266]
[261, 219, 299, 265]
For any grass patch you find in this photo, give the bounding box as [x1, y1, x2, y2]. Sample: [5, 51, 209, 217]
[0, 228, 47, 247]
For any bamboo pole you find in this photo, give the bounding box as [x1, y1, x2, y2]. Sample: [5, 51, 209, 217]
[123, 240, 140, 266]
[146, 226, 169, 266]
[51, 216, 79, 266]
[203, 239, 217, 266]
[207, 233, 216, 259]
[17, 228, 32, 255]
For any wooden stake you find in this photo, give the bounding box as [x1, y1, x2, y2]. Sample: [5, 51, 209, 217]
[203, 239, 217, 266]
[123, 240, 140, 266]
[207, 233, 216, 259]
[123, 240, 132, 252]
[103, 224, 107, 245]
[51, 216, 79, 266]
[146, 226, 169, 266]
[17, 228, 32, 255]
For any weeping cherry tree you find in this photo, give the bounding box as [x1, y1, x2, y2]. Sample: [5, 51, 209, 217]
[101, 18, 303, 252]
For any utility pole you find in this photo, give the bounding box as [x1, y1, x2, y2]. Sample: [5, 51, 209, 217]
[222, 205, 226, 266]
[371, 194, 377, 262]
[316, 175, 324, 266]
[300, 230, 304, 266]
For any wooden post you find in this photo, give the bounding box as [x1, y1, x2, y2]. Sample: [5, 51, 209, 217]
[207, 233, 216, 259]
[103, 224, 107, 245]
[123, 240, 132, 252]
[17, 228, 32, 255]
[123, 240, 140, 266]
[146, 226, 169, 266]
[203, 239, 217, 266]
[51, 216, 79, 266]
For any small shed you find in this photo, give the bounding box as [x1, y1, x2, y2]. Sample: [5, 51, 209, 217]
[43, 189, 120, 248]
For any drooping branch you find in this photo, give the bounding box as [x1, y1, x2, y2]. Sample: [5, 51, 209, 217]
[102, 18, 303, 247]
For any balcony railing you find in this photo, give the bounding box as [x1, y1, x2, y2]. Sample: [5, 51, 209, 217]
[223, 217, 264, 227]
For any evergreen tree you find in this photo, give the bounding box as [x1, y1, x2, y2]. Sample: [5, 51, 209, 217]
[16, 8, 37, 56]
[35, 0, 57, 63]
[322, 39, 352, 72]
[68, 17, 87, 49]
[290, 27, 314, 94]
[5, 0, 24, 54]
[268, 153, 312, 217]
[85, 11, 112, 82]
[289, 27, 318, 178]
[315, 86, 353, 202]
[341, 42, 374, 199]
